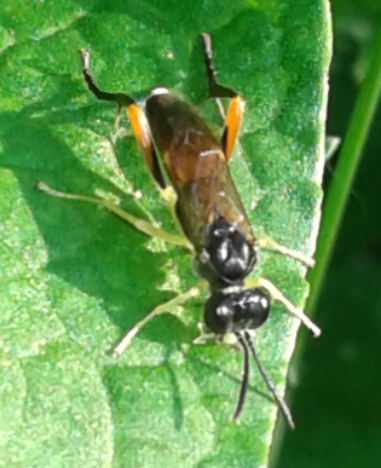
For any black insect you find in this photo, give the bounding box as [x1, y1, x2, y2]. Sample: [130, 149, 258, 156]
[37, 33, 320, 428]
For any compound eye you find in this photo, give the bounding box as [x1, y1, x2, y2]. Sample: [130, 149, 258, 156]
[204, 288, 271, 335]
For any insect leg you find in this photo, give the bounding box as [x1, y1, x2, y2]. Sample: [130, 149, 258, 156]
[200, 33, 245, 161]
[81, 50, 180, 232]
[192, 322, 221, 345]
[35, 182, 192, 250]
[200, 33, 238, 102]
[80, 49, 167, 191]
[257, 235, 315, 268]
[157, 185, 179, 227]
[112, 286, 201, 356]
[244, 276, 321, 337]
[80, 49, 135, 125]
[220, 96, 245, 162]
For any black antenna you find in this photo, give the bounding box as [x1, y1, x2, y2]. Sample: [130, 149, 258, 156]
[244, 331, 295, 430]
[233, 332, 250, 423]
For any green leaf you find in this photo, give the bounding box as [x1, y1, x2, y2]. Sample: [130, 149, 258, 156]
[0, 1, 330, 467]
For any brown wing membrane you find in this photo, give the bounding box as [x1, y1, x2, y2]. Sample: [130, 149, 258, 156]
[145, 90, 255, 252]
[175, 162, 255, 251]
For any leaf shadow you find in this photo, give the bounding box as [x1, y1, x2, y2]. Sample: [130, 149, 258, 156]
[0, 95, 194, 351]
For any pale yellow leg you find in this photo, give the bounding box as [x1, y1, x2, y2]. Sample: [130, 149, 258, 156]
[110, 106, 129, 143]
[245, 276, 321, 337]
[193, 323, 242, 351]
[112, 286, 201, 356]
[192, 322, 215, 345]
[158, 185, 187, 237]
[159, 185, 177, 209]
[36, 182, 192, 250]
[258, 234, 315, 268]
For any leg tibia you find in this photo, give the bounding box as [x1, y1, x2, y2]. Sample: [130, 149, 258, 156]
[258, 234, 315, 268]
[36, 182, 192, 249]
[112, 286, 201, 356]
[245, 276, 321, 337]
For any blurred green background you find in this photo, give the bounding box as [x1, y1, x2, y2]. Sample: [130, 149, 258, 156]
[273, 1, 381, 467]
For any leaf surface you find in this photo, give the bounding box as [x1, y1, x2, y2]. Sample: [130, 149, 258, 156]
[0, 1, 331, 467]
